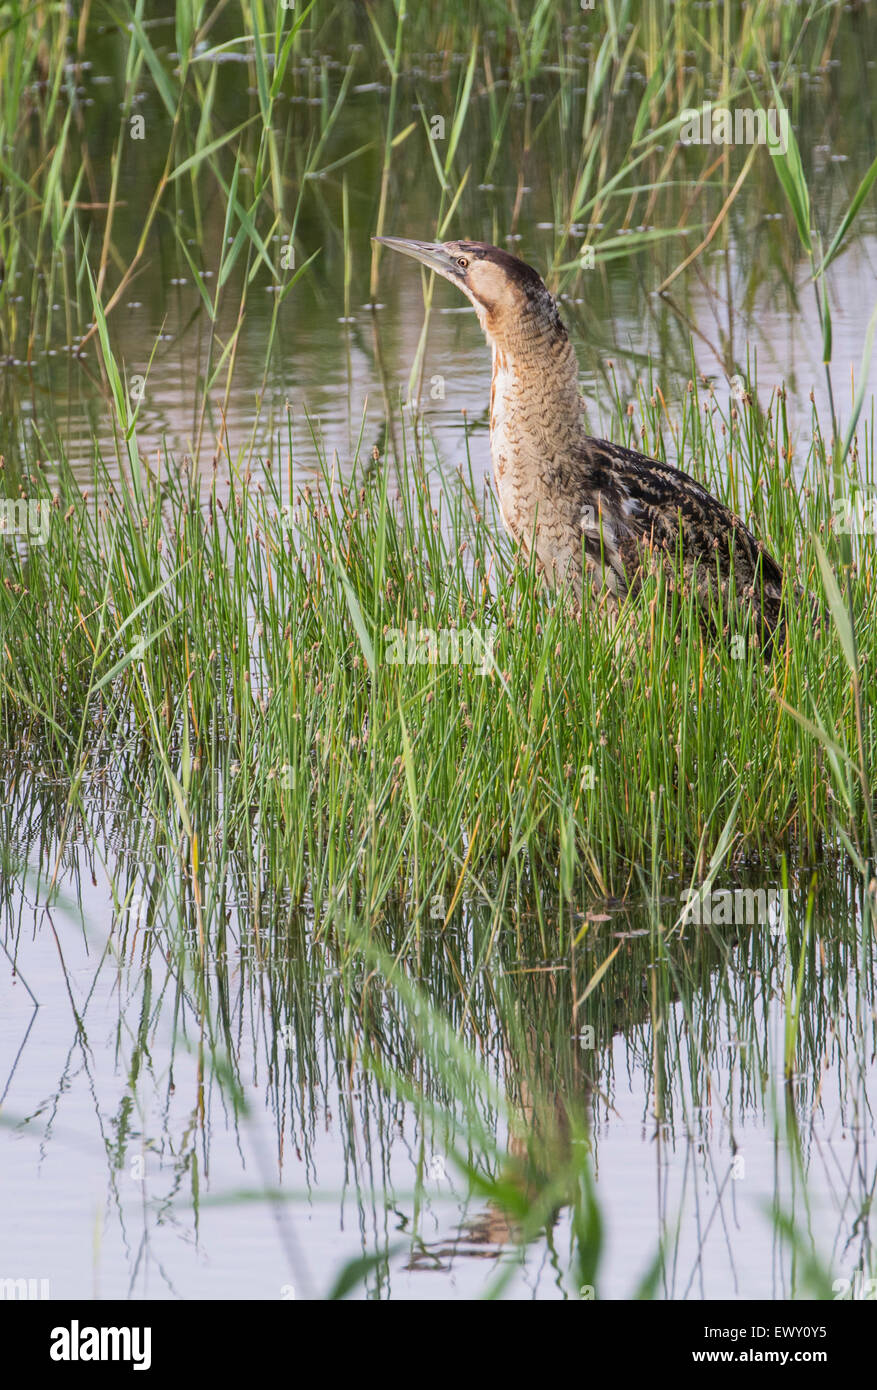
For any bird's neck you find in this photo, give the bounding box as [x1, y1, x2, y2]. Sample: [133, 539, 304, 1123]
[486, 303, 585, 446]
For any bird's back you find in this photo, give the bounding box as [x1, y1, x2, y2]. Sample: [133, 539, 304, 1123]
[575, 434, 786, 634]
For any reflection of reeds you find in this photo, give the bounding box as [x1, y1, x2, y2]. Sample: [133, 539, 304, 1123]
[2, 791, 874, 1296]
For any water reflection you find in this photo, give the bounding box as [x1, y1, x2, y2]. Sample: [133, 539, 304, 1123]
[2, 758, 875, 1297]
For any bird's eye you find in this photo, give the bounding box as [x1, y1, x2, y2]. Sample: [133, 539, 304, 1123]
[456, 256, 469, 269]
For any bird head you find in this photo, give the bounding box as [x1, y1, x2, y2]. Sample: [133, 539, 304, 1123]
[373, 237, 564, 350]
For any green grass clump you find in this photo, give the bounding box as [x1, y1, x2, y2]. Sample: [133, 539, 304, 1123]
[1, 372, 875, 920]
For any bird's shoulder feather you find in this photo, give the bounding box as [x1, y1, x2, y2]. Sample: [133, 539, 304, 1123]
[575, 435, 784, 599]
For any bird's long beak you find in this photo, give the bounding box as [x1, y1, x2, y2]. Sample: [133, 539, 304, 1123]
[372, 236, 463, 281]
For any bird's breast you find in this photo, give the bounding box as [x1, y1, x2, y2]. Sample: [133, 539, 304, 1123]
[489, 359, 537, 537]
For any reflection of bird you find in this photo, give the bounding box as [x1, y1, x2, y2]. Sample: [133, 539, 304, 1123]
[375, 237, 787, 642]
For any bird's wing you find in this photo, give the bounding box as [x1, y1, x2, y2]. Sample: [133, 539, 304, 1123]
[578, 436, 785, 609]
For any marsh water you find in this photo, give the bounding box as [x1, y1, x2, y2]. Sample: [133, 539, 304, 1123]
[3, 3, 877, 1300]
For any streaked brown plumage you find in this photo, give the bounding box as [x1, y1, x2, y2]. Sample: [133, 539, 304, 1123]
[375, 236, 787, 641]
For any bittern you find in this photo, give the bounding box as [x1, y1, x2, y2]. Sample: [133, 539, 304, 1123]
[375, 236, 787, 641]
